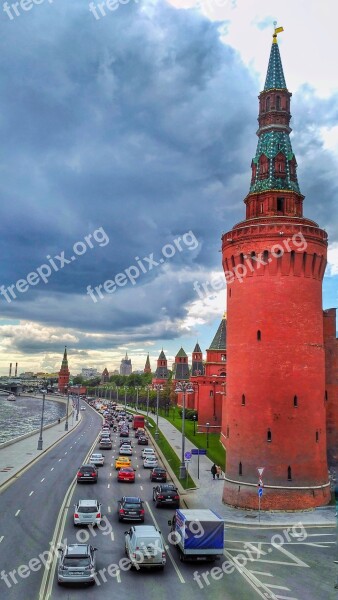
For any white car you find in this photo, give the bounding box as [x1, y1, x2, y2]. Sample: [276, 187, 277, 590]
[73, 499, 102, 526]
[119, 446, 133, 456]
[141, 448, 156, 459]
[143, 457, 158, 469]
[80, 406, 86, 411]
[89, 453, 105, 466]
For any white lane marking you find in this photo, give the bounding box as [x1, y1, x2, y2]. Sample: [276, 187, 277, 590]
[264, 584, 291, 591]
[50, 468, 54, 471]
[64, 452, 67, 455]
[140, 485, 143, 490]
[138, 474, 141, 478]
[108, 506, 111, 513]
[0, 536, 4, 543]
[41, 478, 45, 482]
[110, 473, 112, 477]
[116, 569, 120, 582]
[145, 501, 185, 584]
[111, 531, 115, 541]
[305, 533, 335, 537]
[223, 548, 279, 600]
[249, 571, 273, 577]
[107, 484, 110, 489]
[15, 510, 20, 517]
[58, 459, 62, 462]
[29, 491, 34, 496]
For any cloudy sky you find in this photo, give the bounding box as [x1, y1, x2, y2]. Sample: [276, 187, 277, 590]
[0, 0, 337, 376]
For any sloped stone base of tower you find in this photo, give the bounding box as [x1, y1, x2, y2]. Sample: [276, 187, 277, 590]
[222, 480, 331, 511]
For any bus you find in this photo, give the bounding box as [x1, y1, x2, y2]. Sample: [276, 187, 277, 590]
[132, 414, 145, 430]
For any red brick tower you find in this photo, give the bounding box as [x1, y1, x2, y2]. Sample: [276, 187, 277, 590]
[221, 27, 330, 509]
[58, 347, 70, 393]
[323, 309, 338, 470]
[144, 353, 151, 374]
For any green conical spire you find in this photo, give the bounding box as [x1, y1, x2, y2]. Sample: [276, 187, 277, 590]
[61, 347, 68, 368]
[264, 38, 286, 90]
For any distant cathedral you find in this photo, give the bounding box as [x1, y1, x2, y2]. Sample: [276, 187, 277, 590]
[120, 353, 132, 376]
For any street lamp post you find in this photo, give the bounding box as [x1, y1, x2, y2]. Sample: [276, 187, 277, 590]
[206, 422, 210, 448]
[65, 393, 70, 431]
[37, 393, 46, 450]
[116, 386, 119, 403]
[136, 387, 139, 411]
[76, 395, 79, 421]
[193, 414, 197, 436]
[175, 382, 194, 479]
[124, 387, 127, 410]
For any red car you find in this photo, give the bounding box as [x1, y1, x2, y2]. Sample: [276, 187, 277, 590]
[117, 467, 135, 483]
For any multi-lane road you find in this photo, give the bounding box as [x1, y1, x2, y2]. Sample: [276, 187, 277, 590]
[0, 405, 336, 600]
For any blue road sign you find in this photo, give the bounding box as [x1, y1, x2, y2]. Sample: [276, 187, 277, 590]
[185, 451, 192, 460]
[191, 449, 207, 455]
[258, 487, 263, 497]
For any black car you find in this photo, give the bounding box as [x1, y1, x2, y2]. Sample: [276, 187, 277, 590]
[138, 436, 148, 445]
[77, 464, 98, 483]
[120, 440, 132, 447]
[150, 467, 167, 482]
[118, 496, 145, 521]
[120, 430, 129, 438]
[153, 484, 179, 507]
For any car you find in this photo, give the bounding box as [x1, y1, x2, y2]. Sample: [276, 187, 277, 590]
[89, 453, 105, 466]
[135, 428, 145, 438]
[73, 499, 102, 526]
[143, 457, 158, 469]
[120, 430, 129, 438]
[138, 436, 148, 445]
[124, 525, 166, 569]
[120, 439, 132, 446]
[152, 484, 180, 507]
[99, 439, 112, 449]
[119, 445, 133, 456]
[115, 456, 132, 470]
[128, 416, 133, 422]
[118, 467, 136, 483]
[118, 496, 144, 522]
[57, 544, 97, 585]
[141, 448, 156, 459]
[80, 406, 86, 411]
[150, 467, 167, 482]
[77, 465, 98, 483]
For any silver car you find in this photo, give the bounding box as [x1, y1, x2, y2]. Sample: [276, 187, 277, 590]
[124, 525, 166, 569]
[89, 453, 105, 466]
[73, 499, 102, 527]
[120, 445, 133, 456]
[143, 457, 158, 469]
[57, 544, 97, 584]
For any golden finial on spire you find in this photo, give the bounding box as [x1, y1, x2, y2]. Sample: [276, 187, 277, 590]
[273, 21, 284, 43]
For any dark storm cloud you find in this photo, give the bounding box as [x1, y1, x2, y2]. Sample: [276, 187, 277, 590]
[0, 0, 337, 350]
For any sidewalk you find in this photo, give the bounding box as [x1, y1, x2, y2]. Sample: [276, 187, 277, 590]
[0, 407, 82, 492]
[139, 408, 336, 527]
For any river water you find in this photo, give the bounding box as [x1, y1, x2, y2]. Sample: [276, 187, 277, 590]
[0, 396, 66, 444]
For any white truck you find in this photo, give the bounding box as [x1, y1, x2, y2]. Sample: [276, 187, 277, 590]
[168, 508, 225, 562]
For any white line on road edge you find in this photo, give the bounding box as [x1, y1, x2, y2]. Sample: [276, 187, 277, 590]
[50, 468, 54, 471]
[40, 478, 45, 482]
[29, 491, 34, 496]
[145, 501, 185, 584]
[0, 536, 4, 543]
[223, 548, 279, 600]
[15, 510, 20, 516]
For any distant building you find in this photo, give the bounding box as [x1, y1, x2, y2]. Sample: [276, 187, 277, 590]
[19, 372, 35, 379]
[101, 368, 110, 383]
[120, 353, 132, 376]
[81, 368, 99, 380]
[144, 353, 151, 374]
[173, 348, 189, 381]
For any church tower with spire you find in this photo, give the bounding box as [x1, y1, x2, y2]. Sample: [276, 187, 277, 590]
[58, 347, 70, 393]
[221, 26, 330, 509]
[144, 353, 151, 374]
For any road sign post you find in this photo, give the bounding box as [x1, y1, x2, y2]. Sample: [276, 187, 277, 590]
[258, 486, 263, 522]
[190, 448, 207, 480]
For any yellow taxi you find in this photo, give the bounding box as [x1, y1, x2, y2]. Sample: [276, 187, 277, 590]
[115, 456, 132, 470]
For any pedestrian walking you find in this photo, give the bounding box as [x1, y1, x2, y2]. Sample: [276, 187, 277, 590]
[216, 465, 221, 479]
[211, 464, 217, 480]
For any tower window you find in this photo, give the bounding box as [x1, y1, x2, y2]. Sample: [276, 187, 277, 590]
[260, 202, 263, 213]
[267, 429, 272, 442]
[229, 288, 231, 298]
[242, 394, 246, 406]
[266, 96, 270, 111]
[277, 197, 284, 212]
[325, 390, 328, 401]
[257, 330, 261, 341]
[226, 425, 229, 438]
[287, 466, 292, 480]
[316, 430, 319, 443]
[209, 390, 213, 397]
[294, 395, 298, 407]
[276, 95, 281, 110]
[221, 354, 226, 362]
[239, 462, 242, 476]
